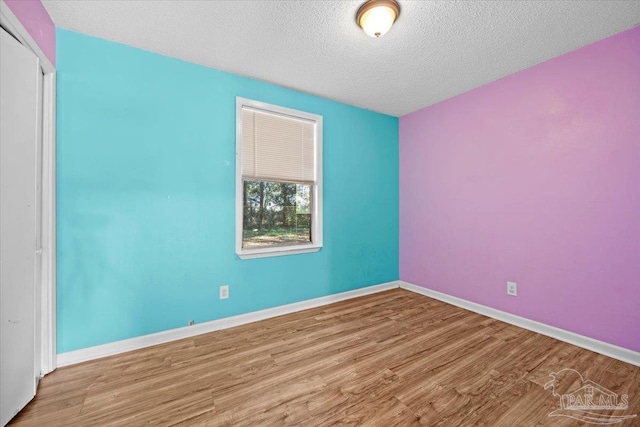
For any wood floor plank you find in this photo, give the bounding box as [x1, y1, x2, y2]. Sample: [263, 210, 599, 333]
[9, 289, 640, 426]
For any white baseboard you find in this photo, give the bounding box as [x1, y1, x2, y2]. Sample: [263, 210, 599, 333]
[400, 281, 640, 367]
[57, 279, 640, 368]
[57, 281, 401, 367]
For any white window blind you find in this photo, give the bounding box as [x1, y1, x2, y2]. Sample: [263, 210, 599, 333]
[241, 107, 316, 183]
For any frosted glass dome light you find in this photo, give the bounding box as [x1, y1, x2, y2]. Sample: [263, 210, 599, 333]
[357, 0, 400, 38]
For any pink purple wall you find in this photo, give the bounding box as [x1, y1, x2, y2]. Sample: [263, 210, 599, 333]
[400, 26, 640, 353]
[4, 0, 55, 66]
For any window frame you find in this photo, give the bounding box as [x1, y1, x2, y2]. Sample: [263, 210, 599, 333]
[235, 97, 323, 259]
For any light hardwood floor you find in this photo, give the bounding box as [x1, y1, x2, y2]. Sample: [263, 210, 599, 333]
[10, 289, 640, 426]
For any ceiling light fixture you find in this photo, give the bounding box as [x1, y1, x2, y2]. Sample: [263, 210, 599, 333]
[356, 0, 400, 38]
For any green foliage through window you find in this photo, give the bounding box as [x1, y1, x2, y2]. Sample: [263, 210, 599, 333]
[242, 181, 312, 248]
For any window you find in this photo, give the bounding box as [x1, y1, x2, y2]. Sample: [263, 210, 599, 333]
[236, 98, 322, 259]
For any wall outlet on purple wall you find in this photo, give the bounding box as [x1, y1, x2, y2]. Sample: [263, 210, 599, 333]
[507, 282, 517, 297]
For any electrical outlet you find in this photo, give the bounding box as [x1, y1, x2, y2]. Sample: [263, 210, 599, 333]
[188, 320, 194, 326]
[220, 285, 229, 300]
[507, 281, 517, 296]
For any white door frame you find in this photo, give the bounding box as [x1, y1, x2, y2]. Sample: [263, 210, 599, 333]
[1, 1, 57, 376]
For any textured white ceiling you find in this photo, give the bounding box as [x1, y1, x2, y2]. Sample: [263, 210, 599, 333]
[42, 1, 640, 117]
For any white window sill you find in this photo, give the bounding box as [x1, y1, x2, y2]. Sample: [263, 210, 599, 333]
[237, 244, 322, 260]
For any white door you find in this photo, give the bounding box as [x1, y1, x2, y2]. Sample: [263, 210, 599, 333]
[0, 26, 40, 426]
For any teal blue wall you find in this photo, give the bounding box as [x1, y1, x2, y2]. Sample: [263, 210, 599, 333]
[56, 29, 399, 353]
